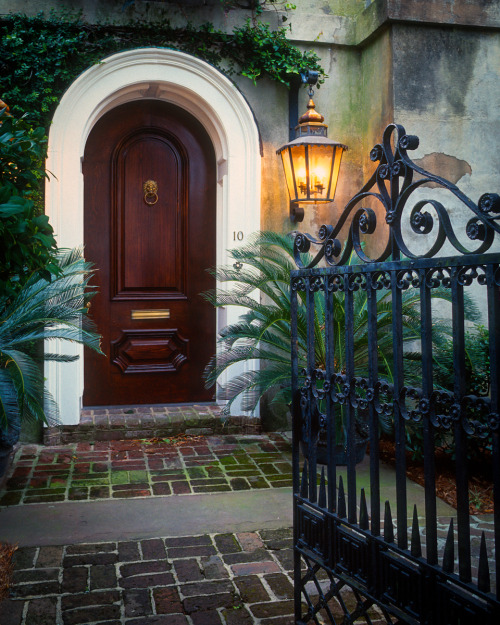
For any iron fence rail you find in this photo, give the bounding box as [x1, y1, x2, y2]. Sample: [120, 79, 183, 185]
[289, 123, 500, 624]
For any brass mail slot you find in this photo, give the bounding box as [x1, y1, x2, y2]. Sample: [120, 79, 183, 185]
[131, 309, 170, 320]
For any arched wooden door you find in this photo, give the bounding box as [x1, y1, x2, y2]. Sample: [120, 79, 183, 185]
[83, 100, 216, 406]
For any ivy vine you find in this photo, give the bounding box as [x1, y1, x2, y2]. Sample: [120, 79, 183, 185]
[0, 11, 325, 129]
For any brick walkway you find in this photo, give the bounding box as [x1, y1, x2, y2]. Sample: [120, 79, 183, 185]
[0, 416, 495, 623]
[0, 428, 301, 624]
[0, 434, 292, 508]
[2, 528, 296, 625]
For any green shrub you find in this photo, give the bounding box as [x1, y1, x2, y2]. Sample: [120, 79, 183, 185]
[433, 324, 490, 397]
[0, 107, 58, 302]
[404, 324, 491, 462]
[203, 232, 464, 413]
[204, 232, 486, 460]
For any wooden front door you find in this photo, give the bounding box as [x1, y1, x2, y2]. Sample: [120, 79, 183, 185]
[83, 100, 216, 406]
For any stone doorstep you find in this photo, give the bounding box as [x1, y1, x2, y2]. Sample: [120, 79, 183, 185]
[43, 413, 262, 445]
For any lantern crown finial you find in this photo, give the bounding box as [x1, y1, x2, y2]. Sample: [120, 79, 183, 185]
[295, 90, 329, 139]
[298, 97, 325, 126]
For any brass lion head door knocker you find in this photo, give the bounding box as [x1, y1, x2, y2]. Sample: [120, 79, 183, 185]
[143, 180, 158, 205]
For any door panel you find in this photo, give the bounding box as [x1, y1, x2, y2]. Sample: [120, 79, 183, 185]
[114, 133, 185, 299]
[83, 100, 216, 406]
[111, 328, 188, 374]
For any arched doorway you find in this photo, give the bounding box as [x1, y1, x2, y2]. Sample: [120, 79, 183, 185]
[45, 49, 261, 423]
[83, 99, 216, 406]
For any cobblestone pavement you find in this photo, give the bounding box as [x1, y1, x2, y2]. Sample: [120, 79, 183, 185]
[0, 434, 292, 508]
[2, 528, 297, 625]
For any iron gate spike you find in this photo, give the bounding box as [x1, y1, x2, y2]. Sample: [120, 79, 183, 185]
[478, 532, 491, 593]
[384, 500, 394, 544]
[359, 489, 369, 530]
[410, 505, 422, 558]
[442, 519, 455, 574]
[337, 475, 346, 518]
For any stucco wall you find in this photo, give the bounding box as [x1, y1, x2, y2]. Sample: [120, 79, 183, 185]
[393, 23, 500, 202]
[286, 6, 500, 264]
[391, 23, 500, 258]
[391, 23, 500, 318]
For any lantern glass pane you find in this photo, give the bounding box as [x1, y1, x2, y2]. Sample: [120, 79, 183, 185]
[289, 145, 307, 201]
[308, 144, 335, 201]
[328, 146, 344, 200]
[280, 148, 297, 201]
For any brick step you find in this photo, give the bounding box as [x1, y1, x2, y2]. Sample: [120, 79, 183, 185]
[44, 404, 261, 445]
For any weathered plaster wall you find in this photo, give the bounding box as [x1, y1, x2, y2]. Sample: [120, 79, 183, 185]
[392, 24, 500, 258]
[353, 26, 393, 259]
[0, 0, 359, 33]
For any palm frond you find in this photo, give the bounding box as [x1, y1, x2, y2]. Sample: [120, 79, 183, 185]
[203, 231, 482, 428]
[43, 353, 80, 362]
[0, 247, 103, 435]
[0, 368, 19, 431]
[217, 362, 293, 415]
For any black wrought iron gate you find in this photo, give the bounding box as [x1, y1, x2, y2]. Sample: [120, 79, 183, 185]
[290, 124, 499, 624]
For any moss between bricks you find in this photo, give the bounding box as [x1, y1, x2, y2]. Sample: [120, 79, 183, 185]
[110, 472, 130, 485]
[1, 435, 293, 505]
[219, 456, 238, 466]
[70, 478, 110, 487]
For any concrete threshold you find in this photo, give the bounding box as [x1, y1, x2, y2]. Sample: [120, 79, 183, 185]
[0, 488, 294, 547]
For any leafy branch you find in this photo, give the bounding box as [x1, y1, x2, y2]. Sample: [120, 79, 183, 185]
[1, 11, 325, 128]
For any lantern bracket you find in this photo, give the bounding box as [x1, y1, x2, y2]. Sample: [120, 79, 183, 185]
[300, 70, 319, 88]
[290, 204, 305, 224]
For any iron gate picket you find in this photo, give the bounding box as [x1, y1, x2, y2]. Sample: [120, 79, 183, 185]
[290, 124, 499, 624]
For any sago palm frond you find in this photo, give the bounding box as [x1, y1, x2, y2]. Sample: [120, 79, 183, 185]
[203, 231, 480, 422]
[0, 247, 103, 431]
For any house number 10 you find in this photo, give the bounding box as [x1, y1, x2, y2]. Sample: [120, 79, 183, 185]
[233, 231, 244, 241]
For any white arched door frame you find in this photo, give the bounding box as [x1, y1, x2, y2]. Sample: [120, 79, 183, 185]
[46, 48, 261, 424]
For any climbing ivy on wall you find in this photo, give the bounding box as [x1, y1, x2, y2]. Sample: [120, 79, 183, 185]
[0, 11, 325, 129]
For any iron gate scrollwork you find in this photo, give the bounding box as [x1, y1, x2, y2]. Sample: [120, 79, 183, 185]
[290, 124, 500, 624]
